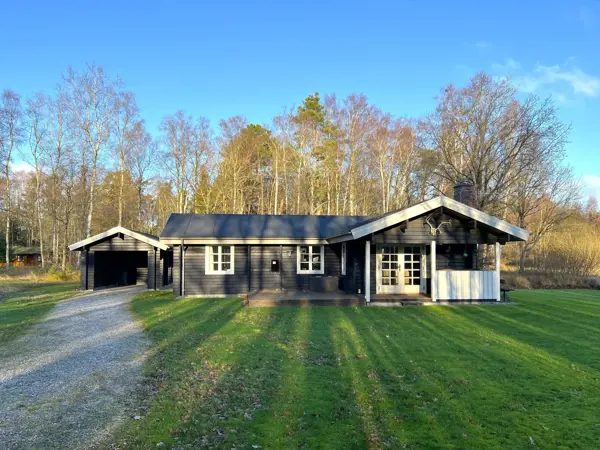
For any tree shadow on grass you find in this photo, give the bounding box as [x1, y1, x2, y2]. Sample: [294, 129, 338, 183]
[339, 307, 482, 448]
[250, 307, 368, 449]
[117, 297, 305, 449]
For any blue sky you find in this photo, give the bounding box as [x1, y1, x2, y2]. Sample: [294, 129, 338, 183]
[1, 0, 599, 199]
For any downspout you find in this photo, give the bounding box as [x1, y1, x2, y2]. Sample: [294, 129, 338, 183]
[247, 244, 251, 294]
[179, 240, 183, 296]
[84, 247, 89, 290]
[154, 247, 157, 290]
[181, 240, 186, 297]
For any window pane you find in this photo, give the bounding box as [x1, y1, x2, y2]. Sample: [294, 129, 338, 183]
[222, 254, 231, 263]
[383, 254, 389, 262]
[213, 254, 219, 263]
[313, 262, 321, 271]
[222, 246, 231, 254]
[414, 271, 421, 279]
[382, 262, 389, 270]
[301, 254, 310, 262]
[300, 262, 309, 271]
[413, 247, 421, 254]
[391, 254, 398, 261]
[413, 262, 421, 270]
[212, 246, 219, 254]
[390, 278, 397, 285]
[390, 262, 398, 269]
[300, 246, 309, 254]
[382, 278, 389, 285]
[382, 270, 390, 277]
[404, 254, 411, 262]
[222, 263, 231, 271]
[312, 254, 321, 263]
[213, 263, 219, 271]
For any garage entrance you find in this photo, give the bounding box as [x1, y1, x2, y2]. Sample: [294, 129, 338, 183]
[69, 226, 172, 291]
[94, 251, 148, 288]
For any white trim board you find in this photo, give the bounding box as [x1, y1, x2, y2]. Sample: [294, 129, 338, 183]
[160, 238, 329, 245]
[350, 196, 530, 242]
[68, 226, 169, 251]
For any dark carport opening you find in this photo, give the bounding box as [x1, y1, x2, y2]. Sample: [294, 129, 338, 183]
[94, 251, 148, 288]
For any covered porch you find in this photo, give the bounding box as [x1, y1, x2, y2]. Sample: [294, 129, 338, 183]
[364, 239, 503, 303]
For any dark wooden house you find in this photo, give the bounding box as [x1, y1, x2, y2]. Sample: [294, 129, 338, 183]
[158, 184, 529, 304]
[69, 226, 173, 290]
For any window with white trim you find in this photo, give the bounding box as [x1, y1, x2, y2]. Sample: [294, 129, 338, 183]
[297, 245, 325, 274]
[341, 242, 347, 275]
[205, 245, 235, 275]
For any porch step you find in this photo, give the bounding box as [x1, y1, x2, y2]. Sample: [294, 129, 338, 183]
[248, 298, 365, 307]
[368, 299, 426, 307]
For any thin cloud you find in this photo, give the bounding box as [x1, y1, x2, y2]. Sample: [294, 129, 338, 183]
[492, 58, 521, 72]
[515, 64, 600, 97]
[493, 59, 600, 99]
[583, 175, 600, 200]
[474, 40, 491, 49]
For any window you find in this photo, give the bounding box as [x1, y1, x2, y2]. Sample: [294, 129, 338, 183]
[297, 245, 324, 274]
[341, 243, 347, 276]
[205, 245, 235, 275]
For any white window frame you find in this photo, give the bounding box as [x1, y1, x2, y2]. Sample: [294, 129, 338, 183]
[341, 242, 347, 276]
[205, 245, 235, 275]
[296, 245, 325, 275]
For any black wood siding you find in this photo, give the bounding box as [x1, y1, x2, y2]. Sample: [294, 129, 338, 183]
[79, 234, 169, 290]
[280, 245, 341, 291]
[373, 214, 484, 245]
[176, 243, 346, 296]
[183, 245, 249, 296]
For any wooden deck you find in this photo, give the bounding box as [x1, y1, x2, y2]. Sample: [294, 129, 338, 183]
[246, 290, 433, 307]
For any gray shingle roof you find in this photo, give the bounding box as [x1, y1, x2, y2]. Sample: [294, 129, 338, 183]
[160, 213, 376, 239]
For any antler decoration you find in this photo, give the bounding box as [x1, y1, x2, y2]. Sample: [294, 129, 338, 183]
[425, 215, 452, 236]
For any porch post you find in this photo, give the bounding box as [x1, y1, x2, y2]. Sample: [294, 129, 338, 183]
[495, 242, 501, 301]
[431, 240, 437, 302]
[365, 240, 371, 303]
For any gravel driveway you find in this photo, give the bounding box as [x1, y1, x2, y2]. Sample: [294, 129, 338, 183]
[0, 286, 150, 450]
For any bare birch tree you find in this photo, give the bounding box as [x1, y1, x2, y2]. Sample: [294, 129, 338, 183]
[0, 90, 23, 266]
[63, 65, 118, 237]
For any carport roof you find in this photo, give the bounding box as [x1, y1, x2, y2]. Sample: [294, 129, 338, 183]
[68, 226, 169, 251]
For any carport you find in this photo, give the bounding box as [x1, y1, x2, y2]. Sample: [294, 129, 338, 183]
[69, 226, 172, 290]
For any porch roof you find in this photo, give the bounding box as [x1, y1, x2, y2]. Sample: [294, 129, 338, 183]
[334, 196, 530, 243]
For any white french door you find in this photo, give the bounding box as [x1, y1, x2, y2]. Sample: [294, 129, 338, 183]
[376, 245, 422, 294]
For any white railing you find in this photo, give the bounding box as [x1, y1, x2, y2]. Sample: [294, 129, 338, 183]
[435, 270, 497, 301]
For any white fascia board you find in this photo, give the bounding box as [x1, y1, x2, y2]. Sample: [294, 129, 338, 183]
[68, 226, 168, 251]
[440, 197, 530, 241]
[160, 238, 329, 245]
[350, 196, 529, 241]
[350, 197, 444, 239]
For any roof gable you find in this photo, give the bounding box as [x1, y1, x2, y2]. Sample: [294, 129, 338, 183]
[350, 196, 529, 241]
[68, 226, 168, 251]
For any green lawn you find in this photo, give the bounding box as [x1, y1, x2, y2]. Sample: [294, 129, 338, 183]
[0, 281, 79, 344]
[117, 290, 600, 449]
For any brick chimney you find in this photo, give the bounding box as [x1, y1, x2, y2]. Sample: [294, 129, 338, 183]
[453, 180, 475, 206]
